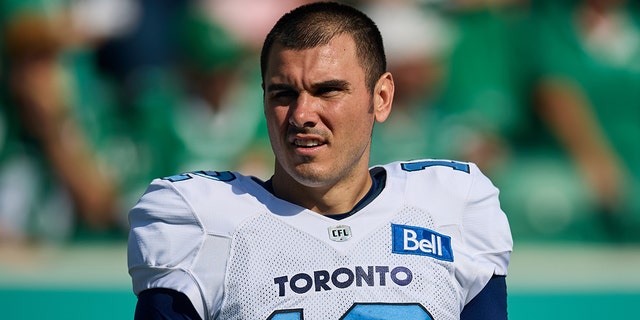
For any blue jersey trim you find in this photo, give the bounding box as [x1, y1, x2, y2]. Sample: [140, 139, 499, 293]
[461, 275, 507, 320]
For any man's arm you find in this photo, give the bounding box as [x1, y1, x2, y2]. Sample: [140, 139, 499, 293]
[460, 275, 507, 320]
[535, 78, 626, 214]
[135, 288, 201, 320]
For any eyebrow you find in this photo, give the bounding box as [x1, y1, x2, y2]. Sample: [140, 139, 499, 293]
[265, 83, 293, 93]
[266, 79, 350, 93]
[312, 79, 350, 91]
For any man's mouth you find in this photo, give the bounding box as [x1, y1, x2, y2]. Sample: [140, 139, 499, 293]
[293, 139, 322, 147]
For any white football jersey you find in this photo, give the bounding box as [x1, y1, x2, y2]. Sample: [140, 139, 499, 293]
[128, 159, 512, 320]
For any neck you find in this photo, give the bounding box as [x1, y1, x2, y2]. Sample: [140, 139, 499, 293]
[271, 165, 373, 215]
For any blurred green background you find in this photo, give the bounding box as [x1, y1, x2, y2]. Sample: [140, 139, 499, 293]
[1, 0, 639, 318]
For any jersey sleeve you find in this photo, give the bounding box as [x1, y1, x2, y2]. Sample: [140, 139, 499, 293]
[460, 275, 507, 320]
[460, 163, 513, 303]
[135, 288, 202, 320]
[127, 178, 208, 319]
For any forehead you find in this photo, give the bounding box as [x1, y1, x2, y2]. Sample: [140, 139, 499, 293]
[264, 34, 365, 82]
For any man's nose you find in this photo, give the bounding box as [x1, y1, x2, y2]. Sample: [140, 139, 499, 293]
[289, 92, 318, 128]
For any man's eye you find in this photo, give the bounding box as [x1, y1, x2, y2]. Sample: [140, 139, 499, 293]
[316, 87, 341, 96]
[271, 91, 296, 99]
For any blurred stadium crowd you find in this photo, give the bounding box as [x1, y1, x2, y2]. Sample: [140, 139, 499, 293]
[0, 0, 638, 245]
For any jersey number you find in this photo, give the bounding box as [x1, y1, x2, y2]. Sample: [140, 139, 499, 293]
[162, 170, 236, 182]
[267, 303, 433, 320]
[401, 160, 470, 173]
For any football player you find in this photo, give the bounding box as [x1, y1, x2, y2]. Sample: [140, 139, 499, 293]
[128, 2, 513, 319]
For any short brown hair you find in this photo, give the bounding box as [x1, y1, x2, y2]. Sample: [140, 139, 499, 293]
[260, 1, 387, 92]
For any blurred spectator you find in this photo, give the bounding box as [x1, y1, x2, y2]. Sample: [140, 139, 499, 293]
[126, 2, 273, 182]
[518, 0, 640, 241]
[94, 0, 176, 84]
[362, 0, 457, 165]
[0, 0, 135, 242]
[202, 0, 314, 51]
[435, 0, 528, 175]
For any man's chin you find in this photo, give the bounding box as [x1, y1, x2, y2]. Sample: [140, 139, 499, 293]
[289, 164, 333, 187]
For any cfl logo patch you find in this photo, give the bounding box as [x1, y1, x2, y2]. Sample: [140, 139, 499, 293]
[328, 225, 352, 242]
[391, 224, 454, 262]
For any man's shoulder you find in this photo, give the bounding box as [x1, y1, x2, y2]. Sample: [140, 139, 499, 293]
[131, 170, 269, 232]
[378, 158, 480, 186]
[150, 170, 261, 199]
[158, 170, 242, 187]
[377, 159, 495, 213]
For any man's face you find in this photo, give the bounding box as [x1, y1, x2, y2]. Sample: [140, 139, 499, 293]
[263, 34, 391, 188]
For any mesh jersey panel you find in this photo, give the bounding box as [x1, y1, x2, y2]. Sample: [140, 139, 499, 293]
[219, 205, 460, 319]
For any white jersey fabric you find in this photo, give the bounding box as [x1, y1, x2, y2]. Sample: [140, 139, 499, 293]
[128, 159, 512, 320]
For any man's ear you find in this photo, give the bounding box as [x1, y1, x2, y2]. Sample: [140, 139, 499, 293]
[373, 72, 394, 123]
